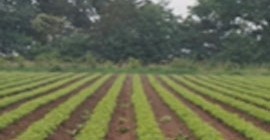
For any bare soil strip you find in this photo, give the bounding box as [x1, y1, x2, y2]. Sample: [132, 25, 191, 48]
[142, 76, 196, 140]
[105, 76, 137, 140]
[174, 77, 270, 132]
[158, 77, 247, 140]
[0, 77, 100, 140]
[0, 76, 85, 116]
[46, 76, 117, 140]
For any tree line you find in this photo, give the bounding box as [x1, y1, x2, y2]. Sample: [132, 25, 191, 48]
[1, 0, 270, 65]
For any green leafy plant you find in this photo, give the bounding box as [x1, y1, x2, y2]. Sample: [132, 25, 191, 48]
[0, 73, 81, 109]
[149, 75, 223, 140]
[17, 75, 111, 140]
[0, 74, 100, 130]
[132, 75, 165, 140]
[0, 73, 58, 97]
[162, 76, 270, 140]
[173, 76, 270, 122]
[75, 75, 126, 140]
[184, 75, 270, 110]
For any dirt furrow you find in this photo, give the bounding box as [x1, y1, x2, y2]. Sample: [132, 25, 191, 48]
[46, 76, 117, 140]
[105, 76, 137, 140]
[142, 76, 196, 140]
[159, 77, 247, 140]
[0, 77, 100, 140]
[174, 77, 270, 132]
[0, 76, 86, 116]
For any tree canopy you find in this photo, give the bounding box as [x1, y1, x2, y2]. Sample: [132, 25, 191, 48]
[1, 0, 270, 65]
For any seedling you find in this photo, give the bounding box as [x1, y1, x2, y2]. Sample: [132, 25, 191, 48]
[160, 115, 172, 124]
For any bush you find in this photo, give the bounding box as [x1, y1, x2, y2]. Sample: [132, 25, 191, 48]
[125, 58, 142, 69]
[169, 58, 196, 69]
[84, 52, 98, 68]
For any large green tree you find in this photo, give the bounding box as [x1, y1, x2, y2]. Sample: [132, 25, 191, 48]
[186, 0, 270, 64]
[90, 0, 181, 63]
[0, 0, 38, 56]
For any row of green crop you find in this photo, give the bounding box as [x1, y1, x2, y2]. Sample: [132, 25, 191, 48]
[0, 73, 73, 98]
[0, 73, 52, 92]
[203, 75, 270, 99]
[210, 75, 268, 89]
[148, 75, 223, 140]
[220, 75, 270, 89]
[0, 72, 61, 88]
[204, 75, 270, 99]
[75, 75, 125, 140]
[173, 76, 270, 123]
[0, 73, 51, 91]
[132, 75, 165, 140]
[0, 71, 38, 76]
[161, 76, 270, 140]
[204, 75, 270, 100]
[184, 76, 270, 110]
[0, 71, 38, 80]
[0, 73, 37, 85]
[210, 76, 270, 91]
[0, 74, 84, 109]
[17, 75, 111, 140]
[0, 74, 100, 130]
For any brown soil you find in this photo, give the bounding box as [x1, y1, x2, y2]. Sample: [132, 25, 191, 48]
[0, 76, 100, 140]
[0, 76, 86, 116]
[47, 76, 117, 140]
[142, 76, 196, 140]
[105, 76, 137, 140]
[158, 77, 247, 140]
[177, 77, 270, 132]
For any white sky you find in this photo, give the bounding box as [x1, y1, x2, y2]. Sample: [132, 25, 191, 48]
[152, 0, 197, 17]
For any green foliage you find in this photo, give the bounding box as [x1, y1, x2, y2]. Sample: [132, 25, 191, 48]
[174, 76, 270, 123]
[185, 76, 270, 110]
[0, 74, 54, 97]
[17, 75, 109, 140]
[132, 75, 165, 140]
[84, 52, 98, 68]
[36, 0, 93, 29]
[148, 75, 223, 140]
[0, 74, 98, 130]
[101, 61, 116, 69]
[2, 0, 270, 67]
[32, 13, 67, 35]
[213, 75, 270, 91]
[0, 72, 36, 85]
[126, 58, 142, 69]
[0, 74, 77, 109]
[187, 0, 270, 64]
[197, 75, 270, 101]
[162, 76, 270, 140]
[0, 74, 40, 90]
[75, 75, 126, 140]
[0, 0, 37, 55]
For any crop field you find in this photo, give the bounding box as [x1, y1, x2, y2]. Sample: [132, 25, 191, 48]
[0, 72, 270, 140]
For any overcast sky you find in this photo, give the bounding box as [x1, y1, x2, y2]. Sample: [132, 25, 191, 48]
[152, 0, 197, 17]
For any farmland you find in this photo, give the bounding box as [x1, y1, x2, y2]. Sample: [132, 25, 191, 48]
[0, 72, 269, 140]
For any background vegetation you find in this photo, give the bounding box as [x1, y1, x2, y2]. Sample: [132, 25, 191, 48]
[1, 0, 270, 74]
